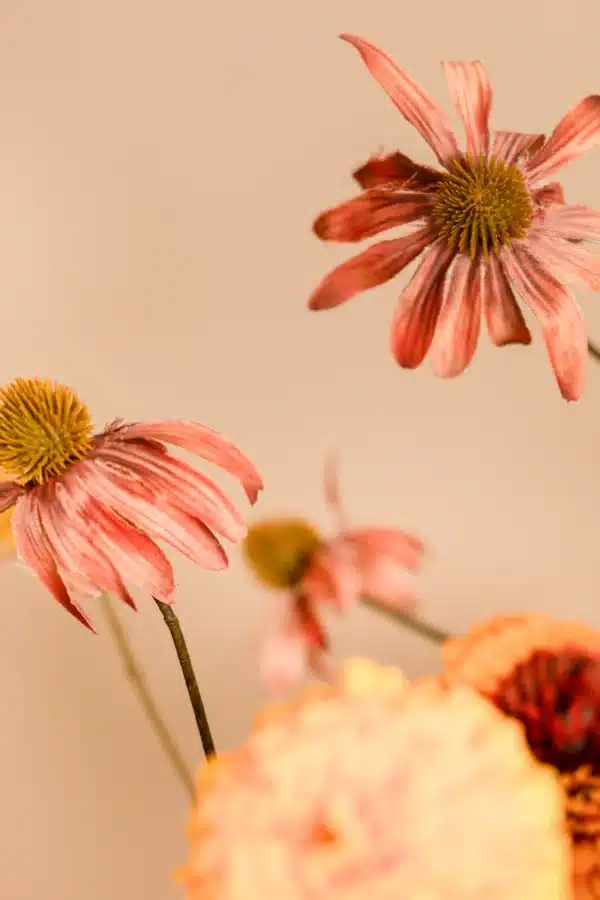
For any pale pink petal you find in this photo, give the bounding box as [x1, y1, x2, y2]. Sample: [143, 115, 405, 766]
[260, 629, 309, 692]
[429, 254, 482, 377]
[532, 183, 565, 207]
[443, 61, 492, 157]
[482, 254, 532, 346]
[491, 131, 544, 165]
[500, 242, 587, 401]
[352, 151, 441, 191]
[107, 421, 263, 504]
[309, 226, 434, 311]
[0, 481, 25, 512]
[340, 34, 460, 167]
[390, 240, 454, 367]
[536, 203, 600, 241]
[323, 454, 349, 532]
[525, 229, 600, 291]
[313, 190, 434, 243]
[359, 555, 418, 611]
[301, 541, 361, 610]
[526, 95, 600, 183]
[12, 492, 94, 630]
[85, 460, 228, 574]
[98, 441, 245, 542]
[342, 528, 424, 571]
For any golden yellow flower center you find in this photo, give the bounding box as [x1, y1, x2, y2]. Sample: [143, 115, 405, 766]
[0, 377, 94, 485]
[243, 518, 322, 589]
[433, 154, 533, 257]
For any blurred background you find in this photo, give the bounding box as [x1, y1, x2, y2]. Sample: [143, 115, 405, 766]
[0, 0, 599, 897]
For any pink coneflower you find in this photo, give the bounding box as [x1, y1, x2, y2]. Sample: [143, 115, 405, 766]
[310, 34, 600, 400]
[242, 461, 424, 689]
[0, 377, 263, 629]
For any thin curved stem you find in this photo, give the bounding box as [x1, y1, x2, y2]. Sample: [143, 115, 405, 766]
[361, 595, 451, 644]
[153, 597, 216, 760]
[588, 340, 600, 363]
[101, 594, 195, 799]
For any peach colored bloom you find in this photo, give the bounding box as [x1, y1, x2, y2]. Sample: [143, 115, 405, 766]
[442, 613, 600, 898]
[178, 657, 572, 900]
[243, 462, 423, 689]
[310, 34, 600, 400]
[0, 377, 263, 629]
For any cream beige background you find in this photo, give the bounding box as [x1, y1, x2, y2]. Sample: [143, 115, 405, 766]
[0, 1, 599, 897]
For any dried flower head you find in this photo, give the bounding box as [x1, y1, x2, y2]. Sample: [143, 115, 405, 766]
[310, 35, 600, 400]
[442, 613, 600, 898]
[179, 658, 572, 900]
[242, 461, 423, 689]
[0, 377, 263, 629]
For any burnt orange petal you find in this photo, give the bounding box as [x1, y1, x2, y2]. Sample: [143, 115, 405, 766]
[313, 190, 434, 243]
[352, 151, 442, 191]
[483, 254, 532, 346]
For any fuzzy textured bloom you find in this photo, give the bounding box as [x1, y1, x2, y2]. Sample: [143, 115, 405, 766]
[310, 34, 600, 400]
[442, 613, 600, 899]
[242, 462, 423, 689]
[178, 657, 572, 900]
[0, 377, 263, 629]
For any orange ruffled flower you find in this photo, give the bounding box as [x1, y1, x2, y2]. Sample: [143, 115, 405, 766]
[442, 613, 600, 898]
[243, 461, 423, 689]
[179, 658, 572, 900]
[310, 34, 600, 400]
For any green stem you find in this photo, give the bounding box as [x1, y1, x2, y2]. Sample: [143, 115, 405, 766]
[101, 594, 195, 799]
[153, 597, 216, 760]
[361, 595, 450, 644]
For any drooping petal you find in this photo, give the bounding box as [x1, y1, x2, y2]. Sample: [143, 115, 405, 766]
[532, 183, 565, 207]
[0, 481, 25, 512]
[525, 229, 600, 291]
[482, 254, 532, 346]
[443, 61, 492, 157]
[537, 203, 600, 242]
[97, 440, 246, 542]
[342, 528, 424, 571]
[313, 190, 434, 243]
[390, 240, 454, 368]
[359, 554, 418, 611]
[491, 132, 545, 166]
[86, 459, 228, 573]
[429, 254, 483, 377]
[301, 541, 361, 610]
[12, 491, 94, 630]
[500, 242, 587, 401]
[340, 34, 461, 167]
[309, 226, 435, 311]
[108, 420, 263, 503]
[352, 151, 442, 191]
[526, 95, 600, 183]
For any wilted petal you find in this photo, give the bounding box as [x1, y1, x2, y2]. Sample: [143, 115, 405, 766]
[12, 492, 94, 630]
[313, 190, 434, 243]
[533, 183, 565, 207]
[360, 555, 418, 611]
[443, 61, 492, 157]
[429, 254, 483, 377]
[491, 131, 544, 166]
[343, 528, 424, 571]
[526, 229, 600, 291]
[301, 542, 361, 610]
[340, 34, 460, 167]
[352, 151, 441, 191]
[501, 242, 587, 401]
[483, 255, 532, 346]
[0, 481, 25, 512]
[537, 203, 600, 242]
[526, 95, 600, 183]
[309, 226, 434, 311]
[111, 420, 263, 504]
[390, 240, 454, 367]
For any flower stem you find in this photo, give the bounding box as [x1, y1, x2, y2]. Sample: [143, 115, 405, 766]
[101, 594, 195, 799]
[153, 598, 216, 760]
[589, 340, 600, 363]
[361, 595, 450, 644]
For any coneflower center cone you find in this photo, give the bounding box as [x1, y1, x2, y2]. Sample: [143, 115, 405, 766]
[0, 377, 94, 485]
[243, 519, 322, 589]
[433, 154, 533, 257]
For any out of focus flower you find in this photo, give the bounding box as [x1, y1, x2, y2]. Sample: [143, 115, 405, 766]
[310, 33, 600, 400]
[442, 613, 600, 897]
[178, 657, 571, 900]
[242, 461, 423, 689]
[0, 377, 263, 629]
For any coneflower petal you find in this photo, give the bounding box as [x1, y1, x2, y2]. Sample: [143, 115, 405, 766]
[443, 61, 492, 158]
[429, 253, 483, 378]
[0, 481, 25, 513]
[352, 151, 442, 191]
[113, 420, 263, 503]
[491, 131, 545, 166]
[302, 542, 361, 611]
[342, 528, 424, 571]
[12, 492, 94, 630]
[313, 190, 434, 243]
[526, 95, 600, 183]
[538, 203, 600, 242]
[482, 254, 532, 347]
